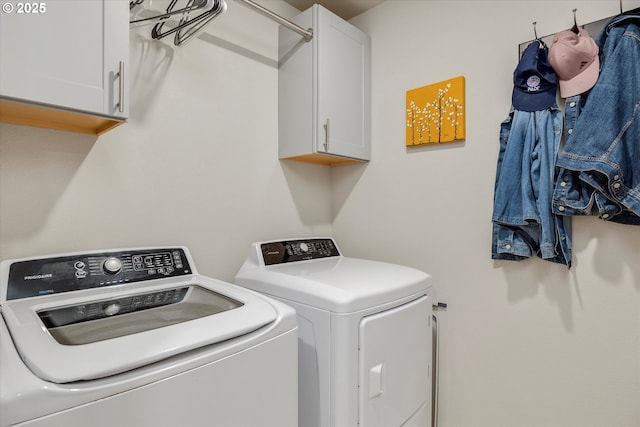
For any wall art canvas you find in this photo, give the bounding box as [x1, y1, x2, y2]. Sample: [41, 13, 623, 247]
[406, 76, 466, 146]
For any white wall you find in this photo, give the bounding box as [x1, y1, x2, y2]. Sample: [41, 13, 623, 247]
[339, 1, 640, 426]
[0, 0, 332, 281]
[1, 1, 639, 427]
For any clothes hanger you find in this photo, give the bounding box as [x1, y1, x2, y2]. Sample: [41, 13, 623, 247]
[151, 0, 217, 40]
[130, 0, 212, 27]
[174, 0, 227, 46]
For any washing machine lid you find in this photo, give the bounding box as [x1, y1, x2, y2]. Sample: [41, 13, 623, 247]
[1, 277, 277, 383]
[237, 256, 431, 313]
[0, 248, 278, 384]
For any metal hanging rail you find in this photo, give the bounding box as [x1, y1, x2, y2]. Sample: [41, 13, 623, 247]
[234, 0, 313, 42]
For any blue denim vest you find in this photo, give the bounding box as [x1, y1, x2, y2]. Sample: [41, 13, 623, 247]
[492, 106, 572, 266]
[552, 15, 640, 225]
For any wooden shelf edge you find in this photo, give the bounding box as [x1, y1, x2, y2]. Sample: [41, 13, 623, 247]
[0, 99, 124, 135]
[281, 153, 368, 167]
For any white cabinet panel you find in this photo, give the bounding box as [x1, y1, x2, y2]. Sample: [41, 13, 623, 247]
[0, 0, 128, 134]
[316, 7, 369, 161]
[279, 5, 370, 166]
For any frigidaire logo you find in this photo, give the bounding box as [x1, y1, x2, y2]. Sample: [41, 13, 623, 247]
[24, 273, 53, 280]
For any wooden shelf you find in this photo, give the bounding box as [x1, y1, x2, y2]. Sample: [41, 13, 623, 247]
[0, 99, 124, 135]
[281, 153, 366, 166]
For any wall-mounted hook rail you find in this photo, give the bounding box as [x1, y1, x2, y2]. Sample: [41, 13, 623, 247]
[234, 0, 313, 42]
[519, 9, 627, 58]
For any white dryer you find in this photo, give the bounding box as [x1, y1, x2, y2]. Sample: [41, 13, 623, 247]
[1, 247, 297, 427]
[235, 238, 433, 427]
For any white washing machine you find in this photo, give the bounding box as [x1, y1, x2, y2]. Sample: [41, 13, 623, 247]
[0, 246, 297, 427]
[235, 238, 433, 427]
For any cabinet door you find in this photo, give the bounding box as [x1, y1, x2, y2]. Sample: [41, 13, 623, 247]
[0, 0, 127, 119]
[316, 6, 370, 161]
[102, 0, 129, 119]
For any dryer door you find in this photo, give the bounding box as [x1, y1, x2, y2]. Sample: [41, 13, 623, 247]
[358, 295, 431, 427]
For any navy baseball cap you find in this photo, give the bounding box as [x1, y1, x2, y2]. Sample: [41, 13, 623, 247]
[512, 40, 558, 111]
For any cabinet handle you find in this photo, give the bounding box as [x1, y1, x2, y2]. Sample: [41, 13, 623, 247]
[117, 61, 124, 113]
[323, 119, 329, 152]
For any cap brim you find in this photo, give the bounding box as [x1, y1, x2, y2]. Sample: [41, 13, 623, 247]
[512, 86, 557, 112]
[558, 57, 600, 98]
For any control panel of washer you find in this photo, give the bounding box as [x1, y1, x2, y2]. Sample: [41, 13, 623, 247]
[261, 238, 340, 266]
[6, 248, 192, 300]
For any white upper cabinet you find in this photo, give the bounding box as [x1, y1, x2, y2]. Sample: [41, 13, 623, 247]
[0, 0, 129, 134]
[279, 5, 371, 166]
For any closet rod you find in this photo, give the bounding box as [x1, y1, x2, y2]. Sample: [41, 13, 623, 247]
[235, 0, 313, 42]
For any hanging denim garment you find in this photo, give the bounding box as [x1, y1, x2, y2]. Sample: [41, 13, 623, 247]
[492, 106, 571, 267]
[552, 16, 640, 224]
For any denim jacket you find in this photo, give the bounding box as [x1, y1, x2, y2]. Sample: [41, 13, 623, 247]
[552, 15, 640, 225]
[492, 106, 572, 266]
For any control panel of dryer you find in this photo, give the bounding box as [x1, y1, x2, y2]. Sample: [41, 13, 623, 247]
[6, 248, 192, 300]
[261, 239, 340, 266]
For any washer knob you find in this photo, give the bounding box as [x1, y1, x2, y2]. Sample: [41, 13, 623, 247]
[299, 242, 309, 253]
[104, 303, 121, 316]
[103, 257, 122, 275]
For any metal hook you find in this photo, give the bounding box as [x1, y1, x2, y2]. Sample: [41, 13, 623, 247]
[532, 21, 538, 39]
[571, 8, 579, 33]
[620, 0, 623, 13]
